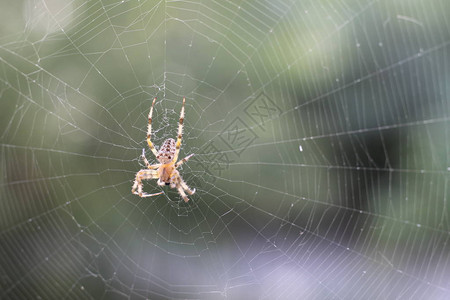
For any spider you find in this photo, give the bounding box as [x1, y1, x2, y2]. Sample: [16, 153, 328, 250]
[132, 97, 195, 202]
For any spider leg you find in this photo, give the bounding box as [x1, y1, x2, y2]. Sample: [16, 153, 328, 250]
[175, 153, 194, 168]
[179, 176, 196, 195]
[169, 171, 192, 202]
[146, 97, 159, 158]
[141, 149, 160, 169]
[176, 182, 190, 202]
[132, 169, 163, 198]
[173, 97, 185, 162]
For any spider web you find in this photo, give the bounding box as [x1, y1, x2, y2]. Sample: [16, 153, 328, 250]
[1, 0, 449, 299]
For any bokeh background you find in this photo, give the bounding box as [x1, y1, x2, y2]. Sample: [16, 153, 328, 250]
[1, 0, 449, 299]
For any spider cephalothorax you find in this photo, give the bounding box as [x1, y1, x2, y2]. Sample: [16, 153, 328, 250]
[132, 97, 195, 202]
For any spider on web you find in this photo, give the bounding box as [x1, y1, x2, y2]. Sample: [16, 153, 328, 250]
[132, 97, 195, 202]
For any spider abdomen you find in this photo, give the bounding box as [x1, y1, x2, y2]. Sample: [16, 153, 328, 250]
[157, 138, 176, 164]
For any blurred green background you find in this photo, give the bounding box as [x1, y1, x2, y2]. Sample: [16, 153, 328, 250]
[0, 0, 449, 299]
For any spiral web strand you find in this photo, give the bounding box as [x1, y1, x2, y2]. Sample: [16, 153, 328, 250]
[0, 0, 449, 299]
